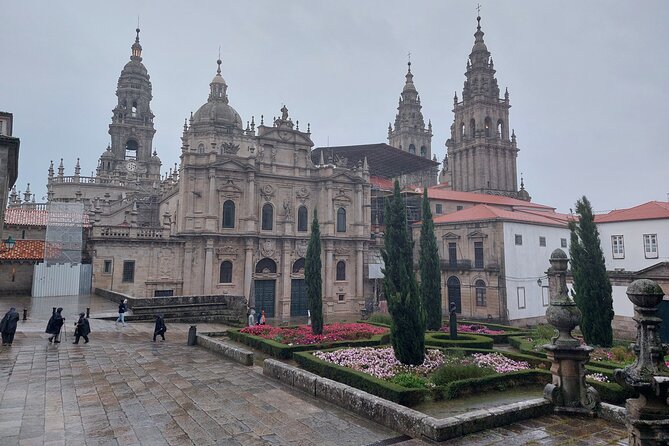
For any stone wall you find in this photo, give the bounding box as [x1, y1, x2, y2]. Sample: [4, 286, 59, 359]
[0, 263, 33, 295]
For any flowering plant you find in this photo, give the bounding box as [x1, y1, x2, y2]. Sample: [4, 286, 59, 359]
[439, 323, 505, 335]
[240, 322, 387, 345]
[586, 372, 610, 383]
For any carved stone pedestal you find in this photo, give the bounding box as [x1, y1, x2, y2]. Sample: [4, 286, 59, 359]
[544, 344, 599, 413]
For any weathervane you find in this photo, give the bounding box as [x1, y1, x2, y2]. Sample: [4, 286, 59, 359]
[476, 3, 481, 15]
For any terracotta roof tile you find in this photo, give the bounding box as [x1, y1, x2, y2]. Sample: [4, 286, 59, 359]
[595, 201, 669, 223]
[4, 208, 91, 227]
[426, 187, 554, 210]
[0, 240, 61, 261]
[432, 204, 569, 227]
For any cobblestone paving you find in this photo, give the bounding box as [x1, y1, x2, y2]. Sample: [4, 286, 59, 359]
[0, 299, 629, 446]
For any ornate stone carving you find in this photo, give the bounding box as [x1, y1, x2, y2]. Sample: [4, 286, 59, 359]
[260, 239, 276, 257]
[295, 240, 308, 257]
[282, 200, 293, 221]
[159, 249, 174, 277]
[335, 246, 351, 256]
[334, 154, 348, 167]
[296, 187, 310, 203]
[260, 184, 275, 202]
[221, 142, 240, 154]
[218, 179, 242, 198]
[216, 245, 239, 258]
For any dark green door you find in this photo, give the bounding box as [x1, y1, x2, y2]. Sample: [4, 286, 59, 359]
[290, 279, 308, 317]
[254, 280, 276, 317]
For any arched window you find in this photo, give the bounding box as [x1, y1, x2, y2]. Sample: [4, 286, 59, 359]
[131, 101, 138, 117]
[125, 139, 138, 160]
[447, 276, 461, 313]
[484, 117, 492, 137]
[460, 122, 465, 139]
[292, 258, 305, 274]
[297, 206, 308, 232]
[336, 207, 346, 232]
[475, 279, 486, 307]
[336, 261, 346, 280]
[420, 146, 427, 157]
[497, 120, 504, 139]
[222, 200, 235, 228]
[262, 203, 273, 230]
[219, 261, 233, 283]
[197, 143, 205, 154]
[408, 144, 416, 155]
[469, 119, 476, 138]
[255, 258, 277, 274]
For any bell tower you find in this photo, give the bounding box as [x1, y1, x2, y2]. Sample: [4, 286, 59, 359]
[442, 15, 525, 199]
[99, 28, 160, 181]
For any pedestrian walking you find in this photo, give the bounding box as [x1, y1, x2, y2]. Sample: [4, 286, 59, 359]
[116, 299, 128, 326]
[45, 307, 65, 343]
[153, 314, 166, 342]
[248, 309, 256, 327]
[0, 307, 20, 346]
[259, 309, 266, 325]
[72, 312, 91, 344]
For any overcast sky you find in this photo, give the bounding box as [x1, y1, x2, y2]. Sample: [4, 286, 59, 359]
[3, 1, 668, 214]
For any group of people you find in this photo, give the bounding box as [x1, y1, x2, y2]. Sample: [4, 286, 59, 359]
[247, 308, 266, 326]
[44, 308, 91, 344]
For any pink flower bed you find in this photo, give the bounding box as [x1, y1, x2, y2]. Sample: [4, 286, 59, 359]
[313, 348, 531, 381]
[240, 322, 387, 345]
[439, 324, 506, 335]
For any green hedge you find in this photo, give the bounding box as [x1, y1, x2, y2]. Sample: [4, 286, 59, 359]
[437, 370, 551, 400]
[293, 350, 428, 406]
[227, 329, 390, 359]
[508, 335, 549, 359]
[587, 380, 636, 405]
[425, 332, 494, 349]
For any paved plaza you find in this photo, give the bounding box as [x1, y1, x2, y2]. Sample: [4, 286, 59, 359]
[0, 296, 629, 445]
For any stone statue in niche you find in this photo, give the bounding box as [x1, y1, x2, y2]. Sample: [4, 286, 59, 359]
[283, 200, 293, 220]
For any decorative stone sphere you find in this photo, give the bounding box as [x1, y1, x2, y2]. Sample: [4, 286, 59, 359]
[627, 279, 665, 308]
[549, 248, 569, 272]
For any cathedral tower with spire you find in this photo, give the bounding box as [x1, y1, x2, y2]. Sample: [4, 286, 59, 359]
[440, 15, 529, 200]
[388, 61, 437, 187]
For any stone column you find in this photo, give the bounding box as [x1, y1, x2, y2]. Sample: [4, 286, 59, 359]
[543, 249, 599, 413]
[183, 245, 193, 295]
[203, 239, 214, 295]
[208, 167, 216, 214]
[356, 243, 363, 302]
[325, 241, 333, 304]
[244, 239, 254, 308]
[281, 239, 292, 319]
[614, 279, 669, 445]
[246, 172, 256, 232]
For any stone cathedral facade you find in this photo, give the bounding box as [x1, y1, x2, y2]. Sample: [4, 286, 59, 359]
[439, 17, 530, 201]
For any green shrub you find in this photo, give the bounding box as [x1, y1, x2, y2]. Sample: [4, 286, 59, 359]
[391, 373, 428, 389]
[425, 333, 494, 349]
[367, 314, 393, 326]
[431, 364, 495, 386]
[610, 346, 634, 363]
[533, 324, 556, 340]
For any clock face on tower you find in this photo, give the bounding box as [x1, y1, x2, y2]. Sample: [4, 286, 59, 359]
[126, 161, 137, 172]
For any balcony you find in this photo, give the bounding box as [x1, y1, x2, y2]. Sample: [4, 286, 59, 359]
[440, 259, 472, 270]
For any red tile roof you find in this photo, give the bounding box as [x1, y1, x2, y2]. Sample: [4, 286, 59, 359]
[369, 176, 394, 191]
[427, 187, 554, 210]
[432, 204, 570, 227]
[0, 240, 61, 261]
[4, 208, 91, 227]
[595, 201, 669, 223]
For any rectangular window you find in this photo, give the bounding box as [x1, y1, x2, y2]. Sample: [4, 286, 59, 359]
[643, 234, 658, 259]
[122, 261, 135, 283]
[474, 241, 484, 268]
[515, 234, 523, 246]
[542, 286, 549, 307]
[435, 204, 443, 215]
[611, 235, 625, 259]
[338, 294, 345, 302]
[103, 260, 112, 274]
[539, 236, 546, 247]
[448, 242, 457, 266]
[517, 287, 526, 309]
[561, 238, 567, 248]
[154, 290, 174, 297]
[456, 205, 464, 211]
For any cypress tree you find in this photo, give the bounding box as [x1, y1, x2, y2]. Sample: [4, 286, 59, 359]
[419, 188, 442, 331]
[305, 210, 323, 335]
[569, 196, 614, 347]
[381, 180, 425, 365]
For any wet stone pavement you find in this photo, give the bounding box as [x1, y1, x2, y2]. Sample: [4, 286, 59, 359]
[0, 297, 628, 445]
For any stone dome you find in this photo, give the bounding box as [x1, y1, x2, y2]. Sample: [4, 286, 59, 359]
[192, 101, 242, 127]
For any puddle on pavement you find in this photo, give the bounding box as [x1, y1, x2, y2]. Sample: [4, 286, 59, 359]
[412, 385, 545, 418]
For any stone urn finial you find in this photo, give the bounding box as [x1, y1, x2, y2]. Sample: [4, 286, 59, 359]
[545, 249, 581, 347]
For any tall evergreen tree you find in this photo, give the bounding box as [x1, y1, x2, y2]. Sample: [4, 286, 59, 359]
[419, 188, 442, 331]
[381, 180, 425, 365]
[569, 196, 614, 347]
[305, 210, 323, 335]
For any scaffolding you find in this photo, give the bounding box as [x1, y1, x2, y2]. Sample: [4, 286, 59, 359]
[44, 202, 84, 265]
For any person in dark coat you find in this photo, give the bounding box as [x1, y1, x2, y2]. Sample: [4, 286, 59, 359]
[45, 307, 65, 343]
[153, 314, 166, 342]
[115, 299, 128, 327]
[0, 307, 20, 346]
[73, 313, 91, 344]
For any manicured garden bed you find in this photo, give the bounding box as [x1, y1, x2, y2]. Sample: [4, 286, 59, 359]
[228, 323, 390, 359]
[294, 346, 551, 406]
[425, 332, 494, 349]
